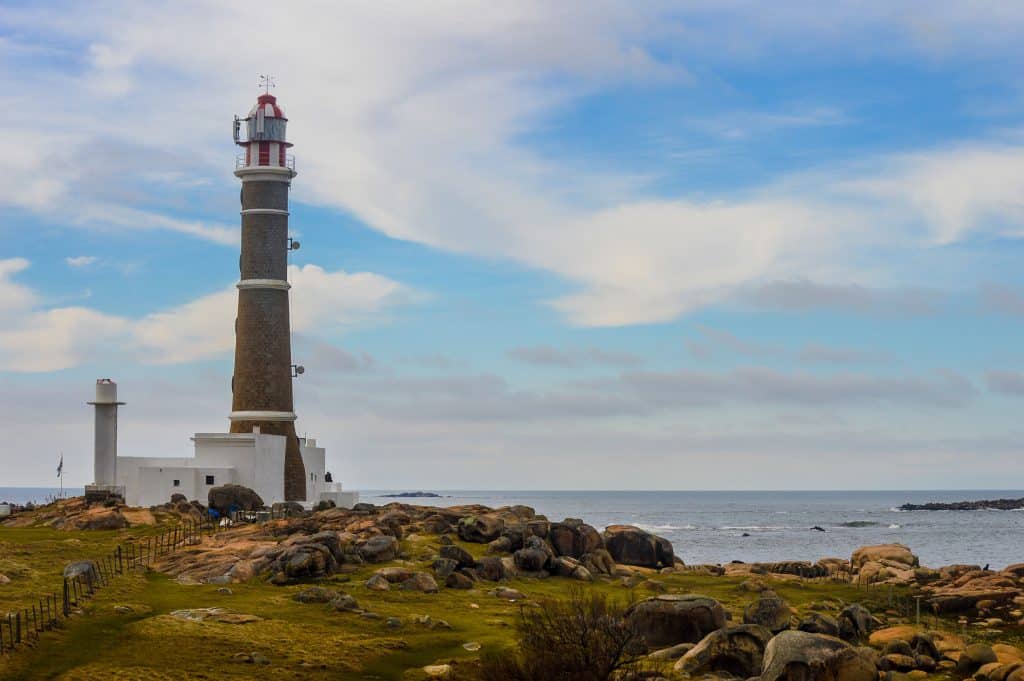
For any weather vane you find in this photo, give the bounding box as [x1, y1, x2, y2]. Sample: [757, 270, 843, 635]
[258, 74, 276, 95]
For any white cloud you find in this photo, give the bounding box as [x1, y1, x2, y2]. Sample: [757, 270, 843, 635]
[3, 3, 1024, 328]
[65, 255, 98, 268]
[0, 260, 414, 371]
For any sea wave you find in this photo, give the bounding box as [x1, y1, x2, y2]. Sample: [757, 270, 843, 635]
[636, 523, 696, 532]
[888, 524, 901, 528]
[839, 521, 880, 528]
[720, 525, 789, 531]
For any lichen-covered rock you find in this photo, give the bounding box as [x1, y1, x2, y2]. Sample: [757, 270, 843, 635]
[458, 514, 504, 543]
[626, 594, 727, 649]
[330, 593, 360, 612]
[761, 630, 877, 681]
[603, 524, 674, 568]
[851, 544, 918, 570]
[743, 590, 792, 633]
[432, 557, 459, 580]
[581, 549, 616, 576]
[799, 613, 841, 638]
[208, 484, 264, 515]
[674, 624, 773, 677]
[838, 604, 873, 642]
[514, 547, 550, 573]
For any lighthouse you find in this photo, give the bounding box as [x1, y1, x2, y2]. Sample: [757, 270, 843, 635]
[97, 83, 357, 510]
[229, 85, 306, 501]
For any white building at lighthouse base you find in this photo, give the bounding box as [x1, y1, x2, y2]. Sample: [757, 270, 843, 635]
[115, 428, 358, 510]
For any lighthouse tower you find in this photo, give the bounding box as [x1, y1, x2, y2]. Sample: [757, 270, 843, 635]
[230, 86, 306, 501]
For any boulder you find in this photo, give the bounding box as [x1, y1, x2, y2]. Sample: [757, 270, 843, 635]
[958, 644, 998, 676]
[432, 558, 459, 580]
[851, 544, 918, 571]
[208, 484, 264, 515]
[838, 604, 873, 642]
[581, 549, 616, 576]
[761, 630, 878, 681]
[402, 572, 439, 593]
[549, 520, 603, 559]
[445, 572, 473, 589]
[551, 556, 592, 581]
[674, 624, 774, 677]
[358, 535, 399, 563]
[743, 590, 792, 633]
[439, 544, 475, 568]
[63, 560, 99, 584]
[457, 514, 504, 543]
[625, 594, 727, 649]
[799, 613, 841, 638]
[330, 593, 360, 612]
[514, 547, 550, 573]
[603, 524, 674, 568]
[475, 556, 508, 582]
[292, 586, 337, 603]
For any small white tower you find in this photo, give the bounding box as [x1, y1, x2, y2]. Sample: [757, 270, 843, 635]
[86, 379, 125, 501]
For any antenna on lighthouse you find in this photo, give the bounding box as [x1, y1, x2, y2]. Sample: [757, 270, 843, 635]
[258, 74, 276, 94]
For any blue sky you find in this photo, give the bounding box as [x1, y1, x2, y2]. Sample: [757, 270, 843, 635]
[3, 2, 1024, 489]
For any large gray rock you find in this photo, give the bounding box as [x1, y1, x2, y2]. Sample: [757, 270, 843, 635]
[207, 484, 264, 514]
[358, 535, 399, 563]
[475, 556, 508, 582]
[798, 613, 841, 638]
[761, 630, 877, 681]
[63, 560, 99, 584]
[625, 594, 726, 649]
[603, 524, 674, 568]
[439, 544, 475, 568]
[743, 590, 792, 633]
[457, 514, 504, 543]
[838, 604, 873, 642]
[549, 519, 603, 559]
[674, 624, 773, 677]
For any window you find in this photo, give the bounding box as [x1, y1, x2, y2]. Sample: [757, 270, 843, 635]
[172, 479, 180, 487]
[205, 475, 215, 485]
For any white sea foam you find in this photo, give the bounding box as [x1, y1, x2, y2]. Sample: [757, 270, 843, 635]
[720, 525, 788, 531]
[636, 523, 696, 532]
[888, 524, 901, 529]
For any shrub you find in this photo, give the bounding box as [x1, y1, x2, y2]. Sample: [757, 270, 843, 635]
[476, 586, 645, 681]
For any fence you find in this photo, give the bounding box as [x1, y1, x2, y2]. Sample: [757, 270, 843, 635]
[0, 518, 216, 656]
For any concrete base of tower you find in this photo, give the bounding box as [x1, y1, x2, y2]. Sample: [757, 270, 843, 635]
[229, 420, 307, 501]
[114, 430, 358, 510]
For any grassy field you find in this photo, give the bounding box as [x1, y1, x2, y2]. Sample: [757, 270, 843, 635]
[0, 526, 1003, 680]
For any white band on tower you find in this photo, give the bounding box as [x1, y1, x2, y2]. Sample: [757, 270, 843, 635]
[229, 410, 297, 422]
[237, 279, 291, 291]
[240, 208, 290, 216]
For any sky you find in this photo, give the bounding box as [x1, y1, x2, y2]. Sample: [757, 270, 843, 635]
[3, 1, 1024, 490]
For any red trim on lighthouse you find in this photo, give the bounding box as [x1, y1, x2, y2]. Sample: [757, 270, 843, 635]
[279, 145, 286, 166]
[258, 142, 270, 166]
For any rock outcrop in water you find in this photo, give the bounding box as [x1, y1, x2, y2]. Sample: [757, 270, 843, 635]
[899, 497, 1024, 511]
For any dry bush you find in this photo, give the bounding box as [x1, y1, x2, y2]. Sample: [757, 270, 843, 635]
[475, 586, 646, 681]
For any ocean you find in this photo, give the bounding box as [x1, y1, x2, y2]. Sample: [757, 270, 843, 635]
[4, 488, 1021, 569]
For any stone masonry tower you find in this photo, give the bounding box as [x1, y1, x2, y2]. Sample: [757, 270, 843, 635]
[230, 86, 306, 501]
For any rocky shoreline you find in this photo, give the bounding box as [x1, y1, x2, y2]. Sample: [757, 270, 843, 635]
[5, 491, 1024, 680]
[900, 497, 1024, 511]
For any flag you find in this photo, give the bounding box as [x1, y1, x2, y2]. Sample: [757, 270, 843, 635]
[57, 454, 63, 478]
